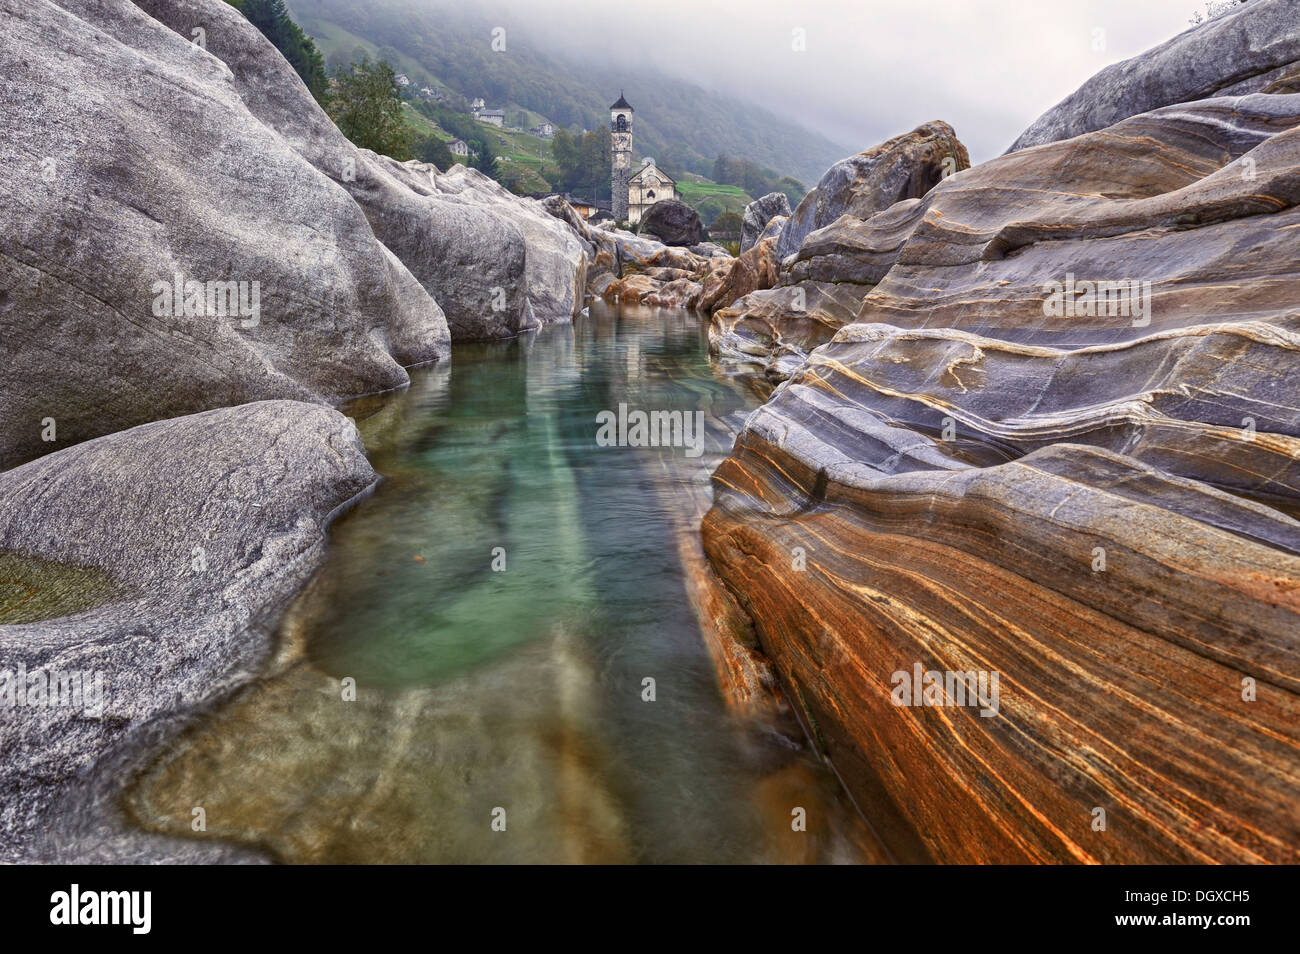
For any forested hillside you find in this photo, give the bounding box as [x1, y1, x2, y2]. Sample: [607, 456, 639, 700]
[284, 0, 848, 185]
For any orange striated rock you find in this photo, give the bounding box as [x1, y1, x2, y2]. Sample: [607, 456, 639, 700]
[703, 90, 1300, 863]
[700, 234, 783, 315]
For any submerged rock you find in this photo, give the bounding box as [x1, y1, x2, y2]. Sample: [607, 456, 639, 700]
[0, 401, 376, 862]
[704, 90, 1300, 862]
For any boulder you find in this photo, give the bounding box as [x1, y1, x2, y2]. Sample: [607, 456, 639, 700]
[775, 121, 969, 260]
[1008, 0, 1300, 152]
[637, 199, 703, 246]
[709, 281, 872, 380]
[787, 200, 925, 285]
[0, 0, 451, 469]
[704, 91, 1300, 863]
[740, 192, 792, 253]
[134, 0, 588, 340]
[698, 235, 782, 314]
[0, 401, 376, 862]
[643, 278, 704, 310]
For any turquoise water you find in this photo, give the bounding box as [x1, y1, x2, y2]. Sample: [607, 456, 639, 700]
[127, 303, 875, 863]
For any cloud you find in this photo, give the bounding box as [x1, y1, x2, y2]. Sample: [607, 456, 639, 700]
[464, 0, 1204, 163]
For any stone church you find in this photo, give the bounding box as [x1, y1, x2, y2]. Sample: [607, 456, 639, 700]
[609, 92, 677, 225]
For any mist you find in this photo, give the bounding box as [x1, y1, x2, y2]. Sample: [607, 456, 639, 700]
[417, 0, 1209, 163]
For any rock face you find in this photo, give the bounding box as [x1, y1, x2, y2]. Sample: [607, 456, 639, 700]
[0, 401, 376, 862]
[638, 199, 703, 246]
[703, 90, 1300, 863]
[709, 281, 872, 380]
[0, 0, 451, 469]
[1008, 0, 1300, 152]
[135, 0, 588, 340]
[740, 192, 792, 253]
[698, 234, 782, 314]
[775, 121, 970, 260]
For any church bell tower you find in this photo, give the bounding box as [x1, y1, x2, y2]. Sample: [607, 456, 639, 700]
[610, 91, 633, 223]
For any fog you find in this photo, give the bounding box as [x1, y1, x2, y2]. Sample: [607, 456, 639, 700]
[454, 0, 1210, 162]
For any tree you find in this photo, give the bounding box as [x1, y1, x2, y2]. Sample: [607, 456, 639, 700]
[711, 211, 743, 237]
[228, 0, 330, 106]
[415, 134, 455, 170]
[475, 150, 500, 180]
[328, 57, 412, 160]
[551, 128, 578, 175]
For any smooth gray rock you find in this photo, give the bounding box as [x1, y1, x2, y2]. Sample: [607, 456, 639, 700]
[0, 0, 450, 470]
[740, 192, 792, 253]
[134, 0, 589, 341]
[0, 400, 377, 863]
[638, 199, 703, 246]
[1007, 0, 1300, 152]
[776, 121, 969, 260]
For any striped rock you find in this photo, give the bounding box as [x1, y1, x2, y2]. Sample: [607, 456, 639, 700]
[703, 91, 1300, 863]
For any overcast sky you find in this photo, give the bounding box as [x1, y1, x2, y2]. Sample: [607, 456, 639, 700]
[479, 0, 1210, 163]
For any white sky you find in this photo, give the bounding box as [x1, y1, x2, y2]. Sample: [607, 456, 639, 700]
[489, 0, 1211, 162]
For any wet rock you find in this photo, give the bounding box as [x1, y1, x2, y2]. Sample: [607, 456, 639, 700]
[602, 273, 662, 304]
[643, 278, 704, 310]
[709, 281, 871, 380]
[699, 235, 782, 314]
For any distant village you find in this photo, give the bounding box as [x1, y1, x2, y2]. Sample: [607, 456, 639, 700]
[392, 74, 676, 227]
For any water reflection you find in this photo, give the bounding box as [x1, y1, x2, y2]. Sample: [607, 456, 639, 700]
[125, 304, 879, 863]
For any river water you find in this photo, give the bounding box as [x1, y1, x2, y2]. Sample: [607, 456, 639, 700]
[125, 303, 879, 863]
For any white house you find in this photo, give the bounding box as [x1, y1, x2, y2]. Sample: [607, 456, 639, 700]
[448, 139, 469, 157]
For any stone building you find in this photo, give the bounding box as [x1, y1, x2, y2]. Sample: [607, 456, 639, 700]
[609, 92, 677, 224]
[626, 157, 677, 225]
[609, 91, 634, 222]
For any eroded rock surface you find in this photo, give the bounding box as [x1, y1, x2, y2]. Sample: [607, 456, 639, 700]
[1009, 0, 1300, 151]
[703, 91, 1300, 863]
[775, 121, 970, 260]
[0, 0, 451, 469]
[0, 401, 376, 862]
[741, 192, 792, 253]
[135, 0, 588, 340]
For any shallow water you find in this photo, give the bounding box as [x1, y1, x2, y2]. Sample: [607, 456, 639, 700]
[126, 303, 877, 863]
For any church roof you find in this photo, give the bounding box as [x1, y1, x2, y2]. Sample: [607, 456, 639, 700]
[629, 161, 674, 184]
[609, 91, 633, 111]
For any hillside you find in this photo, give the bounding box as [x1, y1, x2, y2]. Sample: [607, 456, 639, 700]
[284, 0, 848, 185]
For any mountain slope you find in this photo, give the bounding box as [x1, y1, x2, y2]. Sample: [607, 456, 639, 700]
[285, 0, 848, 184]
